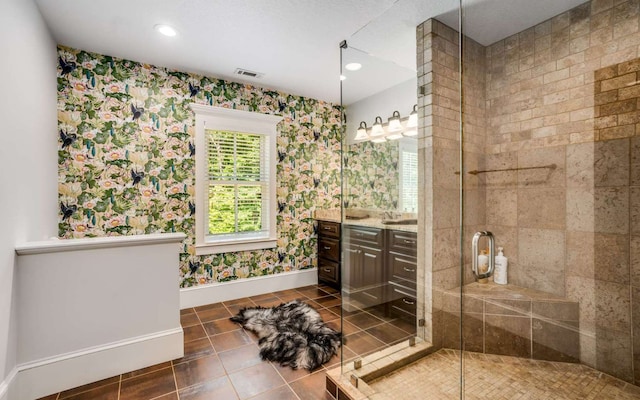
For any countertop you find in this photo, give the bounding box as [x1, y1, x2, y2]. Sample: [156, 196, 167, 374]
[314, 209, 418, 233]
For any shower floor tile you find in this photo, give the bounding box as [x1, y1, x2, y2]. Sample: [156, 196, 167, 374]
[368, 349, 640, 400]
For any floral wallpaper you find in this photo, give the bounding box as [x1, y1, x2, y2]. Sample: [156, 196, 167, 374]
[344, 141, 399, 210]
[57, 46, 342, 287]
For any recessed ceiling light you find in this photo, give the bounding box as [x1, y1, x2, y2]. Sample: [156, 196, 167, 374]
[155, 24, 177, 37]
[340, 75, 346, 81]
[345, 63, 362, 71]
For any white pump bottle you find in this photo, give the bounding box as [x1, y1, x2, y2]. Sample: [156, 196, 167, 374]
[494, 247, 508, 285]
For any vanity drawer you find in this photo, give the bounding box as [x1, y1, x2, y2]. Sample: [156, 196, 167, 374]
[318, 237, 340, 262]
[388, 286, 417, 318]
[318, 259, 339, 285]
[344, 226, 383, 248]
[389, 253, 417, 289]
[388, 230, 417, 255]
[318, 220, 340, 239]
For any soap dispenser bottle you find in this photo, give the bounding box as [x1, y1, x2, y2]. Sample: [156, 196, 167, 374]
[494, 247, 508, 285]
[477, 249, 489, 284]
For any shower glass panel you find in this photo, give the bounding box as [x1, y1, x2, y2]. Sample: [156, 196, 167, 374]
[459, 0, 640, 397]
[336, 0, 462, 398]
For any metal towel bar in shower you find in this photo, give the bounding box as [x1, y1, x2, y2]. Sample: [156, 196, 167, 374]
[472, 231, 495, 280]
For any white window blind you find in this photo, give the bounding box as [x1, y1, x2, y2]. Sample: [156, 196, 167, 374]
[400, 149, 418, 213]
[206, 130, 270, 238]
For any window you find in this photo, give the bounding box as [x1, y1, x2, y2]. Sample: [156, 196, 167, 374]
[191, 105, 282, 255]
[399, 141, 418, 213]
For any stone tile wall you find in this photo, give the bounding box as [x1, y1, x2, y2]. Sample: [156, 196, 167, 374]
[418, 0, 640, 385]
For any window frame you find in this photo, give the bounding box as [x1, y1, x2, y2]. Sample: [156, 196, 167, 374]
[191, 104, 282, 255]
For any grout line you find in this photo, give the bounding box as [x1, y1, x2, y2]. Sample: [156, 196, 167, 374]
[116, 375, 121, 400]
[170, 357, 179, 400]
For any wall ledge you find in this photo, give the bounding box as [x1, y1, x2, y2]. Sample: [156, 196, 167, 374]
[15, 232, 186, 255]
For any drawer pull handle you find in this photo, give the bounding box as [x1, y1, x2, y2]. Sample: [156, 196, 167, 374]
[324, 227, 332, 230]
[323, 246, 332, 250]
[323, 268, 332, 273]
[402, 298, 415, 305]
[403, 240, 415, 244]
[403, 267, 416, 272]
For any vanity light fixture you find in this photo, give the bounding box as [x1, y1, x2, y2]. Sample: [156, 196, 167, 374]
[354, 104, 418, 142]
[407, 104, 418, 128]
[155, 24, 178, 37]
[387, 111, 402, 132]
[354, 121, 369, 141]
[370, 116, 385, 137]
[345, 62, 362, 71]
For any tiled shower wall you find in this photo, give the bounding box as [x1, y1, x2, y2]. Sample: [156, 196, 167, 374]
[417, 18, 486, 348]
[419, 0, 640, 385]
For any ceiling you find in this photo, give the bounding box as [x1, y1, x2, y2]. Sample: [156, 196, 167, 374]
[35, 0, 586, 105]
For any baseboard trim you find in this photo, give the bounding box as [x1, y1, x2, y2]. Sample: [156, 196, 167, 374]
[180, 269, 318, 309]
[0, 368, 18, 400]
[15, 327, 183, 400]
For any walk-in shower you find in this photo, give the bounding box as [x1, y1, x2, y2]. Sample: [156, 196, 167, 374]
[328, 0, 640, 398]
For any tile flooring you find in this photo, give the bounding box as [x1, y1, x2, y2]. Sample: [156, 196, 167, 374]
[37, 284, 416, 400]
[367, 349, 640, 400]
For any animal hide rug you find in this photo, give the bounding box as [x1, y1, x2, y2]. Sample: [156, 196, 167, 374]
[230, 300, 341, 370]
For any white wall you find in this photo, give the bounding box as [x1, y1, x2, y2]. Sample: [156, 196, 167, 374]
[0, 0, 57, 394]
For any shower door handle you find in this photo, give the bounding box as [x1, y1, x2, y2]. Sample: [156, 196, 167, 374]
[472, 231, 495, 280]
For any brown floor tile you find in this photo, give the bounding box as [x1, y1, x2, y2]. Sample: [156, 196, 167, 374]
[178, 376, 238, 400]
[257, 298, 285, 308]
[343, 331, 385, 356]
[180, 307, 195, 315]
[224, 297, 255, 305]
[393, 317, 417, 335]
[249, 293, 277, 302]
[196, 306, 232, 322]
[228, 363, 285, 399]
[60, 382, 119, 400]
[121, 361, 171, 381]
[314, 295, 341, 308]
[344, 312, 384, 330]
[274, 290, 304, 302]
[183, 324, 207, 343]
[174, 337, 215, 364]
[365, 323, 412, 345]
[248, 385, 300, 400]
[317, 307, 340, 322]
[271, 361, 320, 383]
[194, 302, 225, 312]
[218, 344, 263, 373]
[119, 367, 176, 400]
[203, 317, 240, 336]
[225, 300, 257, 315]
[290, 371, 334, 400]
[59, 376, 120, 399]
[364, 305, 395, 322]
[297, 287, 331, 299]
[210, 329, 254, 352]
[152, 392, 178, 400]
[324, 347, 357, 368]
[330, 305, 361, 317]
[180, 312, 201, 327]
[318, 285, 340, 295]
[326, 319, 359, 336]
[174, 354, 226, 389]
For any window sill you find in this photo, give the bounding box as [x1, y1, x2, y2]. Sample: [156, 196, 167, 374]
[195, 238, 277, 255]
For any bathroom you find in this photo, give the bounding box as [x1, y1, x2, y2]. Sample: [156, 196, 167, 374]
[3, 0, 640, 399]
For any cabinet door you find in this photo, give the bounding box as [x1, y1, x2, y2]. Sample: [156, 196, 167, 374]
[342, 243, 362, 291]
[361, 246, 384, 303]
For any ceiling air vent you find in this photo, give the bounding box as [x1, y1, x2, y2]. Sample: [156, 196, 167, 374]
[234, 68, 264, 79]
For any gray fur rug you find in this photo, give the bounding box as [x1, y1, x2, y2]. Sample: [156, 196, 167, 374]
[230, 300, 341, 370]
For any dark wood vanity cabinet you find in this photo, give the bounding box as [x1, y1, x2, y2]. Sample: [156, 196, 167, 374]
[317, 220, 341, 289]
[386, 230, 418, 320]
[343, 226, 385, 307]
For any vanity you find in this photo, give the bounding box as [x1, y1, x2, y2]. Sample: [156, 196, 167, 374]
[316, 212, 417, 320]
